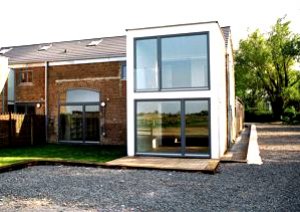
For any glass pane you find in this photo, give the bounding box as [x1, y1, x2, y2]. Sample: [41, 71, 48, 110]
[136, 101, 181, 154]
[16, 105, 25, 114]
[66, 89, 99, 103]
[59, 105, 83, 141]
[27, 71, 33, 82]
[161, 34, 208, 89]
[7, 69, 14, 101]
[135, 39, 158, 90]
[185, 100, 209, 154]
[21, 72, 26, 83]
[85, 105, 100, 141]
[27, 105, 35, 115]
[121, 64, 126, 80]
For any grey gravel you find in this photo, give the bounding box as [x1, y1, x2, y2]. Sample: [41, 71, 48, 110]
[0, 123, 300, 211]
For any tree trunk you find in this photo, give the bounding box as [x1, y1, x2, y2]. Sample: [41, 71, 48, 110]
[271, 97, 284, 120]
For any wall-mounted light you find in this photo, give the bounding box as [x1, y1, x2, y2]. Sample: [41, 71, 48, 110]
[100, 101, 106, 107]
[36, 103, 41, 108]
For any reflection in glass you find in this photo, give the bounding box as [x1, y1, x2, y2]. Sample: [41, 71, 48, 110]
[136, 101, 181, 154]
[161, 34, 208, 89]
[60, 105, 83, 141]
[135, 39, 158, 90]
[185, 100, 209, 154]
[85, 105, 100, 141]
[66, 89, 99, 103]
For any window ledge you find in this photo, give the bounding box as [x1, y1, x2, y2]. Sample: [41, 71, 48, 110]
[18, 82, 33, 86]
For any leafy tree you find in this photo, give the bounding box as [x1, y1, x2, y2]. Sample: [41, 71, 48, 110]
[235, 17, 300, 119]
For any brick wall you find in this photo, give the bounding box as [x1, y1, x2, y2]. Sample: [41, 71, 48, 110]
[14, 67, 46, 115]
[47, 61, 126, 145]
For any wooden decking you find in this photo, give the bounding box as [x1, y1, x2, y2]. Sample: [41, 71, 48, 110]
[105, 156, 220, 174]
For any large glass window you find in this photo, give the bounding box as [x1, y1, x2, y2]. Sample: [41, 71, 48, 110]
[136, 99, 210, 157]
[135, 39, 158, 90]
[136, 101, 181, 154]
[135, 33, 209, 91]
[59, 89, 100, 143]
[161, 35, 208, 89]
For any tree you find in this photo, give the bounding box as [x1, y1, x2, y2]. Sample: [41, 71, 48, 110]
[235, 17, 300, 119]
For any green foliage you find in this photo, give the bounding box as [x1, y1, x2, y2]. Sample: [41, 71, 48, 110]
[235, 17, 300, 119]
[282, 107, 300, 124]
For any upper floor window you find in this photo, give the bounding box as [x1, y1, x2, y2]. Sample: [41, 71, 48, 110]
[121, 64, 127, 80]
[135, 33, 209, 91]
[18, 70, 33, 84]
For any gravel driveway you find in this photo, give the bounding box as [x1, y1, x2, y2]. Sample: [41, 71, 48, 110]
[0, 123, 299, 211]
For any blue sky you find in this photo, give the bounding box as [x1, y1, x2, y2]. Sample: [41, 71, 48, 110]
[0, 0, 299, 49]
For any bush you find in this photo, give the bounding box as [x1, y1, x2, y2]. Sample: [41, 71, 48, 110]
[282, 107, 300, 124]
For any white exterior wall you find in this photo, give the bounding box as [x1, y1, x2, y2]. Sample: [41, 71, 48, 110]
[0, 56, 9, 94]
[126, 22, 227, 159]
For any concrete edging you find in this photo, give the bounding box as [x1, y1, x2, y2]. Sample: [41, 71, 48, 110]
[246, 124, 263, 165]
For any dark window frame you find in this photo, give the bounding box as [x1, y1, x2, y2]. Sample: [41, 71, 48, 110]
[18, 70, 33, 84]
[134, 32, 210, 92]
[134, 98, 211, 158]
[15, 103, 35, 115]
[58, 89, 101, 143]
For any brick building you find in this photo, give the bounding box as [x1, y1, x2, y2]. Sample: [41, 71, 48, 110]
[0, 36, 126, 145]
[1, 21, 239, 159]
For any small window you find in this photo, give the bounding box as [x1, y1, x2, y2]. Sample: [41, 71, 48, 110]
[0, 47, 13, 54]
[86, 39, 103, 47]
[19, 70, 33, 84]
[38, 44, 52, 51]
[121, 64, 126, 80]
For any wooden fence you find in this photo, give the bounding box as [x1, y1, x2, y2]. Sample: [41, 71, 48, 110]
[235, 98, 245, 135]
[0, 113, 45, 147]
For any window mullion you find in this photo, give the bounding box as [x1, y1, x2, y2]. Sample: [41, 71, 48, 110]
[157, 37, 162, 91]
[181, 100, 186, 156]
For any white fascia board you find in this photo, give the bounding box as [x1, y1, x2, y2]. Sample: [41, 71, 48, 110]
[49, 57, 126, 66]
[8, 56, 126, 69]
[9, 63, 45, 69]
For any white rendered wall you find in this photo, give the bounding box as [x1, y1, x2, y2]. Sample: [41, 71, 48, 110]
[126, 22, 227, 159]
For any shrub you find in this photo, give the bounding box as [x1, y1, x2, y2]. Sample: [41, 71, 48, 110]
[282, 107, 300, 124]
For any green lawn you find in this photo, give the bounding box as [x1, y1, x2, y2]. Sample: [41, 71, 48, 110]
[0, 144, 126, 167]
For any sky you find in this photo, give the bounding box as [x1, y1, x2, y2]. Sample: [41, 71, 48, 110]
[0, 0, 299, 49]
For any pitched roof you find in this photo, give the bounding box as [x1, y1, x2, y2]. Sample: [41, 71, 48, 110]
[0, 36, 126, 65]
[1, 25, 231, 65]
[221, 26, 231, 49]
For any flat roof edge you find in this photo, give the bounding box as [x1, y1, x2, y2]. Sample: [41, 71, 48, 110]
[126, 21, 219, 31]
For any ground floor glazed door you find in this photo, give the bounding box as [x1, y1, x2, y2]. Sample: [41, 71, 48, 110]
[135, 99, 210, 158]
[58, 89, 101, 144]
[59, 104, 100, 143]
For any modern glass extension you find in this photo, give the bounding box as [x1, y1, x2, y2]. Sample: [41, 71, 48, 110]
[135, 99, 210, 157]
[59, 89, 100, 143]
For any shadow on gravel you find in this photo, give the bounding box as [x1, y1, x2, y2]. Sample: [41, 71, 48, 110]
[256, 126, 300, 133]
